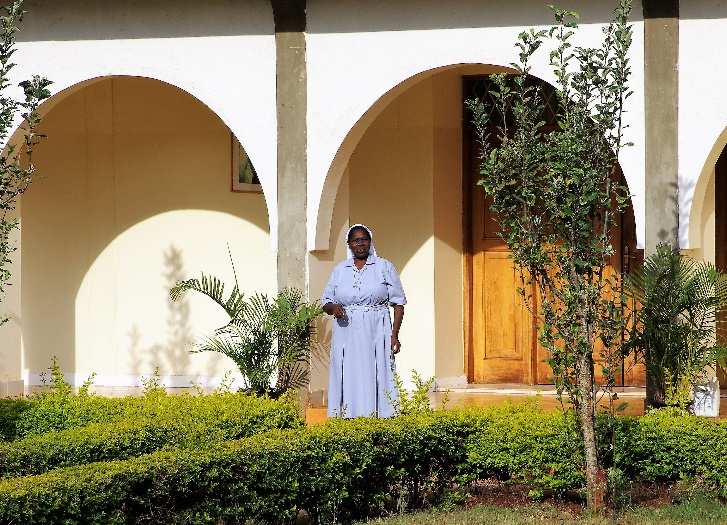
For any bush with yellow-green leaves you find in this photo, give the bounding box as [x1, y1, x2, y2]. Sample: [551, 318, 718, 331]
[0, 404, 723, 524]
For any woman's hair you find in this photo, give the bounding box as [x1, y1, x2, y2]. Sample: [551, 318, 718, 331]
[347, 225, 371, 243]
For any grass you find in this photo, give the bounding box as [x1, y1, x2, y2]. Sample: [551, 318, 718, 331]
[359, 497, 727, 524]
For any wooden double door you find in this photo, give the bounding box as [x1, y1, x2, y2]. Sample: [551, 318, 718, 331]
[464, 77, 644, 386]
[467, 183, 643, 386]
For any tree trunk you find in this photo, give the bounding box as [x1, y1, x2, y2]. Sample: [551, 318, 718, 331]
[645, 358, 666, 408]
[576, 352, 605, 510]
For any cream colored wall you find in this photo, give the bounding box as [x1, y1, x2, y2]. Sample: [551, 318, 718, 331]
[308, 171, 350, 402]
[0, 206, 23, 395]
[695, 169, 716, 265]
[309, 68, 469, 395]
[432, 71, 465, 385]
[307, 1, 646, 252]
[20, 77, 275, 387]
[349, 78, 437, 387]
[12, 1, 278, 246]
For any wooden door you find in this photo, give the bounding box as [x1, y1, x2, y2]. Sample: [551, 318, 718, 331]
[716, 147, 727, 387]
[464, 75, 644, 386]
[470, 179, 535, 383]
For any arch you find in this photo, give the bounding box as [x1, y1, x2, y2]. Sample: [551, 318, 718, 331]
[306, 64, 641, 394]
[685, 126, 727, 251]
[17, 76, 277, 387]
[309, 62, 644, 252]
[4, 73, 277, 248]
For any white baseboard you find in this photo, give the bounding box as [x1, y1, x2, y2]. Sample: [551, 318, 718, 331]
[434, 375, 468, 390]
[0, 380, 24, 397]
[22, 370, 243, 389]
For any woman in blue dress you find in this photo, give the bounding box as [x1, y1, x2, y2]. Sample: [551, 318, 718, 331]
[322, 224, 407, 418]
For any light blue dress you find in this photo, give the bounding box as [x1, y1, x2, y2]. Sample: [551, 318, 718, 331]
[322, 254, 407, 418]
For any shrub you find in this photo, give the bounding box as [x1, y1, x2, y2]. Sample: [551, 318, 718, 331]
[0, 414, 476, 525]
[462, 402, 585, 494]
[0, 399, 29, 441]
[0, 405, 723, 524]
[0, 393, 301, 477]
[14, 389, 300, 439]
[170, 275, 323, 397]
[388, 371, 436, 417]
[624, 243, 727, 409]
[612, 408, 727, 494]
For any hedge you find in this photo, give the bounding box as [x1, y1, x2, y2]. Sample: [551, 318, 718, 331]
[0, 405, 723, 524]
[0, 393, 301, 477]
[0, 413, 476, 525]
[463, 402, 585, 492]
[12, 390, 303, 439]
[0, 399, 29, 441]
[612, 408, 727, 491]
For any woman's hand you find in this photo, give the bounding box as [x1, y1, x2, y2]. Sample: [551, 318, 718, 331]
[391, 334, 401, 354]
[323, 302, 347, 319]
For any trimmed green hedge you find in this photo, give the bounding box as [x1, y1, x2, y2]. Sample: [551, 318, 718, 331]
[0, 399, 29, 441]
[0, 413, 474, 524]
[613, 408, 727, 491]
[463, 403, 585, 492]
[0, 393, 301, 477]
[0, 418, 464, 524]
[12, 390, 302, 439]
[0, 405, 723, 524]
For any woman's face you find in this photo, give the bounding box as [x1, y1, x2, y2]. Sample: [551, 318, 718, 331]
[348, 229, 371, 259]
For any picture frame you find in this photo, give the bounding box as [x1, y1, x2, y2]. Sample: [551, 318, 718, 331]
[231, 134, 262, 193]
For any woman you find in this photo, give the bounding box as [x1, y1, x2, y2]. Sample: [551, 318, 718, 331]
[322, 224, 406, 418]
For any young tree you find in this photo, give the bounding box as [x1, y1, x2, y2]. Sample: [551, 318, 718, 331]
[0, 0, 51, 323]
[467, 0, 633, 509]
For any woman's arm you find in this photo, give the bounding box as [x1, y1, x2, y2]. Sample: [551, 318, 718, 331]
[391, 305, 404, 353]
[322, 267, 346, 319]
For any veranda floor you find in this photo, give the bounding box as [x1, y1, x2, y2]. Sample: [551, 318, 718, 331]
[305, 385, 727, 425]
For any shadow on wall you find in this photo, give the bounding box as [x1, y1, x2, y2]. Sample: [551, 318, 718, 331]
[19, 0, 273, 41]
[128, 245, 193, 378]
[659, 182, 680, 246]
[21, 76, 275, 385]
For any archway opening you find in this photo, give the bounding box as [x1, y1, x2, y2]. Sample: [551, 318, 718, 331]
[692, 141, 727, 387]
[309, 64, 641, 402]
[16, 76, 276, 391]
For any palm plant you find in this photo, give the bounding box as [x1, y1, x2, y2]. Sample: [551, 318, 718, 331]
[170, 274, 322, 397]
[625, 243, 727, 409]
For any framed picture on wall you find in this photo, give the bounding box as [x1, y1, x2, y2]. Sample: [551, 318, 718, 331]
[231, 134, 262, 193]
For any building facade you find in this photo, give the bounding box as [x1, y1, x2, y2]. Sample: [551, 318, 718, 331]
[0, 0, 722, 398]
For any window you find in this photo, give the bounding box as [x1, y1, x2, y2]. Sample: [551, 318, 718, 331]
[231, 134, 262, 192]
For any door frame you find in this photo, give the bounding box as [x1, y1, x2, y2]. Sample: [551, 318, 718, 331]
[462, 77, 475, 383]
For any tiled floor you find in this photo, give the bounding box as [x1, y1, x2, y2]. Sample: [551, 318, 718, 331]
[305, 385, 727, 425]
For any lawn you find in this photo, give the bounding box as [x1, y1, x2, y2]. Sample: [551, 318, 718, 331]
[360, 498, 727, 524]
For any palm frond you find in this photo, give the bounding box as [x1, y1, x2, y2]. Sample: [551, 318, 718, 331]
[625, 242, 727, 408]
[276, 361, 309, 392]
[193, 332, 239, 358]
[170, 273, 245, 320]
[175, 266, 324, 395]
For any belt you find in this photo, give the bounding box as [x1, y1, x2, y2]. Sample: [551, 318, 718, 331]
[344, 304, 389, 312]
